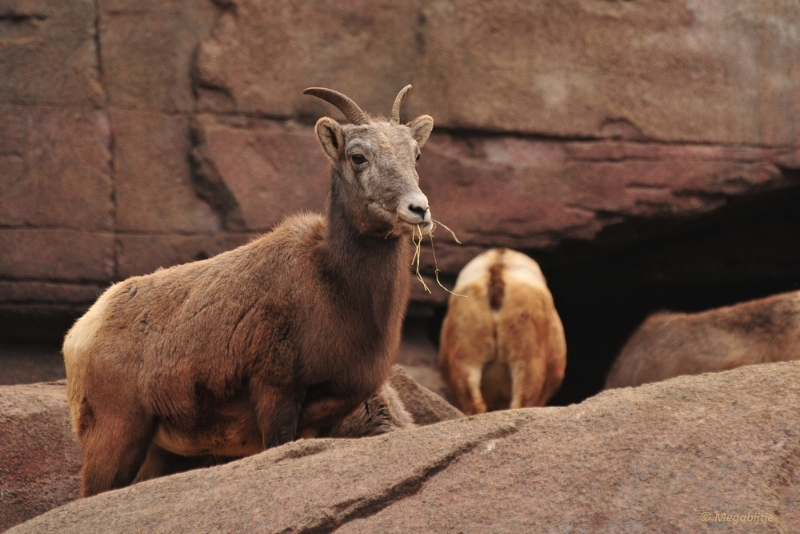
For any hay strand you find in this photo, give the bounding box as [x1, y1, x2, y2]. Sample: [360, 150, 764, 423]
[412, 221, 466, 298]
[412, 224, 431, 293]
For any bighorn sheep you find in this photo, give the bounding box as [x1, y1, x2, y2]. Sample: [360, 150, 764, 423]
[133, 382, 414, 483]
[63, 86, 434, 496]
[438, 248, 566, 415]
[605, 290, 800, 389]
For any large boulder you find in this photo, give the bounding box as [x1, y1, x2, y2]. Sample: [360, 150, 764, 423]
[0, 367, 457, 531]
[0, 381, 81, 533]
[9, 361, 800, 533]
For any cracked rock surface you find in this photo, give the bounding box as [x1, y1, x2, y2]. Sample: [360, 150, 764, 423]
[9, 361, 800, 533]
[0, 366, 459, 532]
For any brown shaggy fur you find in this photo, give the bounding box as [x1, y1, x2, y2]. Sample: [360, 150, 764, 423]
[133, 383, 415, 484]
[605, 290, 800, 389]
[63, 87, 434, 496]
[439, 248, 567, 415]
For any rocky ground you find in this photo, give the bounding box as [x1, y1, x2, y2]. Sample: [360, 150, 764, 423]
[2, 362, 799, 533]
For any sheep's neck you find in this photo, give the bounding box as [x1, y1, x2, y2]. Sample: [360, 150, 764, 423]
[323, 180, 411, 331]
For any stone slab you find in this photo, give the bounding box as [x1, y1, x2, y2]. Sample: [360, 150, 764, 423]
[0, 381, 81, 533]
[111, 109, 221, 233]
[98, 0, 219, 112]
[115, 232, 255, 279]
[0, 230, 114, 282]
[194, 0, 800, 145]
[0, 105, 112, 231]
[9, 362, 799, 533]
[0, 0, 103, 107]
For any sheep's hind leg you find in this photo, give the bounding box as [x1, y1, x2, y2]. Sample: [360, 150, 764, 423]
[79, 405, 156, 497]
[449, 362, 487, 415]
[508, 356, 547, 409]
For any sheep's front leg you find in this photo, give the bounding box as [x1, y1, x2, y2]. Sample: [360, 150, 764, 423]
[250, 382, 304, 449]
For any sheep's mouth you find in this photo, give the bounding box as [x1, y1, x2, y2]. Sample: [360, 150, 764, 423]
[400, 219, 432, 236]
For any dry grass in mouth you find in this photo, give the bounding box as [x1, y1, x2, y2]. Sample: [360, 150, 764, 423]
[412, 220, 467, 298]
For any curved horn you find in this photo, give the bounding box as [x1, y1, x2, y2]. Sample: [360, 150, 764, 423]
[303, 87, 368, 126]
[390, 85, 412, 124]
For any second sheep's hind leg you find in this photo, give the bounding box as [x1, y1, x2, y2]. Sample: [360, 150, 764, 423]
[499, 288, 548, 409]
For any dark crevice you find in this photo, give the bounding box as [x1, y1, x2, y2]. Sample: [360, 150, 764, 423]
[190, 0, 238, 111]
[91, 0, 117, 281]
[532, 179, 800, 405]
[188, 122, 247, 231]
[0, 10, 46, 40]
[300, 425, 519, 534]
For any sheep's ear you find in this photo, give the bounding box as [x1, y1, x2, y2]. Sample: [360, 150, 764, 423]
[315, 117, 345, 163]
[407, 115, 433, 147]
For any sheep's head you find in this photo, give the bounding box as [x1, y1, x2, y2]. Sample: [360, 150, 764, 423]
[305, 85, 434, 238]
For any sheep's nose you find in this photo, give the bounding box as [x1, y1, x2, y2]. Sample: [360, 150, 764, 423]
[398, 192, 431, 227]
[408, 204, 429, 219]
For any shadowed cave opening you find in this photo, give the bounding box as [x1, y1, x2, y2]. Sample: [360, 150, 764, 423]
[427, 175, 800, 406]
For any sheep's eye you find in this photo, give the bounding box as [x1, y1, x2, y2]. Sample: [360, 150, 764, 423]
[415, 153, 421, 162]
[351, 154, 367, 165]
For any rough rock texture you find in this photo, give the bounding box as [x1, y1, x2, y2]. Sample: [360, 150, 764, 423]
[0, 381, 81, 533]
[186, 123, 800, 308]
[0, 0, 103, 107]
[0, 368, 455, 531]
[2, 0, 800, 333]
[98, 0, 219, 112]
[195, 0, 800, 146]
[0, 106, 112, 231]
[9, 362, 800, 533]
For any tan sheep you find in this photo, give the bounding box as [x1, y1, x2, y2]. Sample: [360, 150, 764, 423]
[63, 86, 434, 496]
[605, 290, 800, 389]
[438, 248, 567, 414]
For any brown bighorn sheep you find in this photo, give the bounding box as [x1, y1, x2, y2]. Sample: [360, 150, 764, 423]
[133, 382, 414, 483]
[438, 248, 566, 415]
[63, 86, 434, 496]
[605, 290, 800, 389]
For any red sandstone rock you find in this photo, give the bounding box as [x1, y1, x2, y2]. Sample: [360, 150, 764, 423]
[0, 367, 458, 530]
[194, 0, 800, 146]
[0, 106, 112, 231]
[8, 362, 799, 533]
[0, 381, 81, 533]
[0, 0, 102, 107]
[116, 233, 255, 279]
[0, 230, 114, 282]
[98, 0, 219, 112]
[194, 0, 426, 116]
[111, 110, 221, 234]
[192, 116, 331, 231]
[1, 0, 799, 321]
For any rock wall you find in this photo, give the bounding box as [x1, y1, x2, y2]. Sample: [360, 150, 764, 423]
[2, 0, 799, 340]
